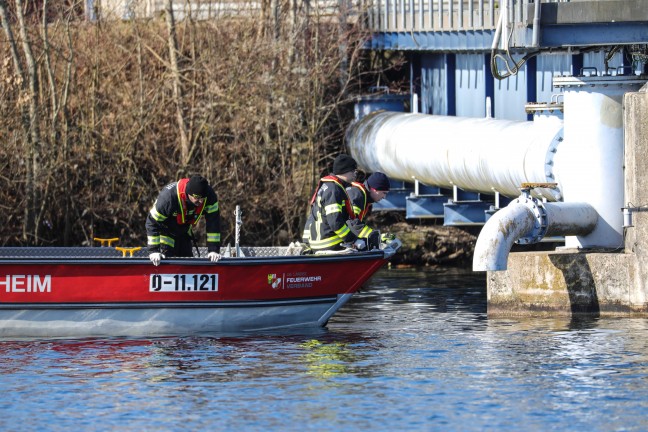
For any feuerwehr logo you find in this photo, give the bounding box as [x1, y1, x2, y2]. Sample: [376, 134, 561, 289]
[267, 273, 282, 289]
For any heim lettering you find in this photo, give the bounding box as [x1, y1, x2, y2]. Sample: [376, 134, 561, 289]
[0, 275, 52, 293]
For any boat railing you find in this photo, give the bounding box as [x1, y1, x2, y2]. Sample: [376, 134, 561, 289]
[0, 245, 305, 259]
[0, 240, 402, 259]
[0, 247, 150, 259]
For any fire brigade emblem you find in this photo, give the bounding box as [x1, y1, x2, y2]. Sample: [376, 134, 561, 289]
[267, 273, 283, 289]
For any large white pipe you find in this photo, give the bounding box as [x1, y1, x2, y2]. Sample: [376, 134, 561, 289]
[554, 76, 646, 248]
[473, 197, 598, 271]
[346, 111, 563, 200]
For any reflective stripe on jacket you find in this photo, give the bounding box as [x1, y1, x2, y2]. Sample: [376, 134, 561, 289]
[348, 181, 375, 238]
[306, 175, 358, 250]
[145, 179, 221, 253]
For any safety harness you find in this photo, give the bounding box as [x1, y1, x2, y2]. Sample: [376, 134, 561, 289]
[309, 175, 356, 220]
[350, 181, 372, 221]
[176, 178, 206, 225]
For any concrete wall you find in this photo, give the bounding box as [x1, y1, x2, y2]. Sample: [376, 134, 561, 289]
[487, 84, 648, 317]
[538, 1, 648, 25]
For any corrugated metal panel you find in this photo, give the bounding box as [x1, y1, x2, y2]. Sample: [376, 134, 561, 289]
[371, 0, 499, 32]
[535, 53, 571, 104]
[582, 50, 626, 75]
[417, 51, 635, 122]
[455, 54, 486, 118]
[420, 54, 448, 115]
[494, 64, 528, 120]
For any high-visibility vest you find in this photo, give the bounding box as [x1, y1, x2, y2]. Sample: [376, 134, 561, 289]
[309, 175, 356, 220]
[350, 181, 371, 221]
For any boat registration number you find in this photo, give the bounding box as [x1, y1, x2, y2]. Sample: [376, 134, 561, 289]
[150, 274, 218, 292]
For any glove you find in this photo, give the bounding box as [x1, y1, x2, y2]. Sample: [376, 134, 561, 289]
[381, 233, 396, 242]
[149, 252, 165, 266]
[353, 239, 366, 250]
[207, 252, 221, 262]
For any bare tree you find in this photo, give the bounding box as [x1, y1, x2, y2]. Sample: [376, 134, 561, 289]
[164, 0, 190, 166]
[0, 0, 42, 243]
[41, 0, 75, 244]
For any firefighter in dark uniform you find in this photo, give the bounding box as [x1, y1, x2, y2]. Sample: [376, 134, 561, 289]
[347, 171, 391, 239]
[146, 175, 221, 266]
[303, 154, 366, 252]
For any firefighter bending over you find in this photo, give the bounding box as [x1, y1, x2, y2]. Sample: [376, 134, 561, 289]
[303, 154, 367, 252]
[146, 175, 221, 266]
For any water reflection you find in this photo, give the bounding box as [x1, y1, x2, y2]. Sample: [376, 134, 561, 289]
[486, 316, 648, 385]
[0, 267, 647, 431]
[0, 338, 154, 376]
[300, 340, 356, 379]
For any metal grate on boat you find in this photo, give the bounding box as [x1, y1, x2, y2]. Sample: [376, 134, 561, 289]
[0, 247, 149, 258]
[201, 244, 304, 258]
[0, 244, 305, 259]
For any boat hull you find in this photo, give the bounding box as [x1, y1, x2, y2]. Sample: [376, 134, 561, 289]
[0, 294, 353, 338]
[0, 244, 400, 338]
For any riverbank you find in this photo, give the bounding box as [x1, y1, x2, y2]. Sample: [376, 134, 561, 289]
[369, 213, 478, 268]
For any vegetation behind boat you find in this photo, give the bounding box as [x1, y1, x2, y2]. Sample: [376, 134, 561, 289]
[0, 6, 386, 245]
[0, 5, 472, 267]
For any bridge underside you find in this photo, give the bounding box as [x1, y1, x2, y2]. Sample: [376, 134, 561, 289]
[359, 0, 648, 227]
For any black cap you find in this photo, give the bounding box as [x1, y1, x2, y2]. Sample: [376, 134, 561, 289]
[366, 172, 390, 191]
[186, 175, 209, 198]
[332, 154, 358, 175]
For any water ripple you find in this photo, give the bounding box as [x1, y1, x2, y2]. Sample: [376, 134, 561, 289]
[0, 268, 647, 431]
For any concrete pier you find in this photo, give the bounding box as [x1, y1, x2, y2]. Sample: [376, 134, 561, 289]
[487, 85, 648, 317]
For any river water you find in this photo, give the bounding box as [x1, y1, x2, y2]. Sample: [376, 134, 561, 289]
[1, 267, 647, 431]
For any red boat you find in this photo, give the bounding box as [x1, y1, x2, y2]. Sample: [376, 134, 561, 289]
[0, 240, 401, 338]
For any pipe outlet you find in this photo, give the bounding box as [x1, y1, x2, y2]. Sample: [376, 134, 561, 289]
[473, 194, 598, 271]
[473, 203, 537, 271]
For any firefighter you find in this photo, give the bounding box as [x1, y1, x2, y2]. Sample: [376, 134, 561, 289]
[146, 175, 221, 266]
[304, 154, 366, 252]
[347, 171, 391, 240]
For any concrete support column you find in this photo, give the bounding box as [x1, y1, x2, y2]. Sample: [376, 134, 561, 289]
[623, 84, 648, 307]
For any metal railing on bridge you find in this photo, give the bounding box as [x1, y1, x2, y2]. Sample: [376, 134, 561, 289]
[98, 0, 561, 31]
[364, 0, 572, 33]
[366, 0, 499, 32]
[98, 1, 641, 52]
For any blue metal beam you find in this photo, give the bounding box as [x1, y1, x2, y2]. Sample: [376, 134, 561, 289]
[526, 56, 537, 121]
[406, 196, 448, 219]
[367, 22, 648, 52]
[541, 23, 648, 47]
[484, 53, 495, 118]
[367, 30, 497, 52]
[443, 201, 493, 226]
[373, 189, 410, 211]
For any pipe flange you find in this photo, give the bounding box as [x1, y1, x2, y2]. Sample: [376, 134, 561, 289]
[514, 195, 548, 244]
